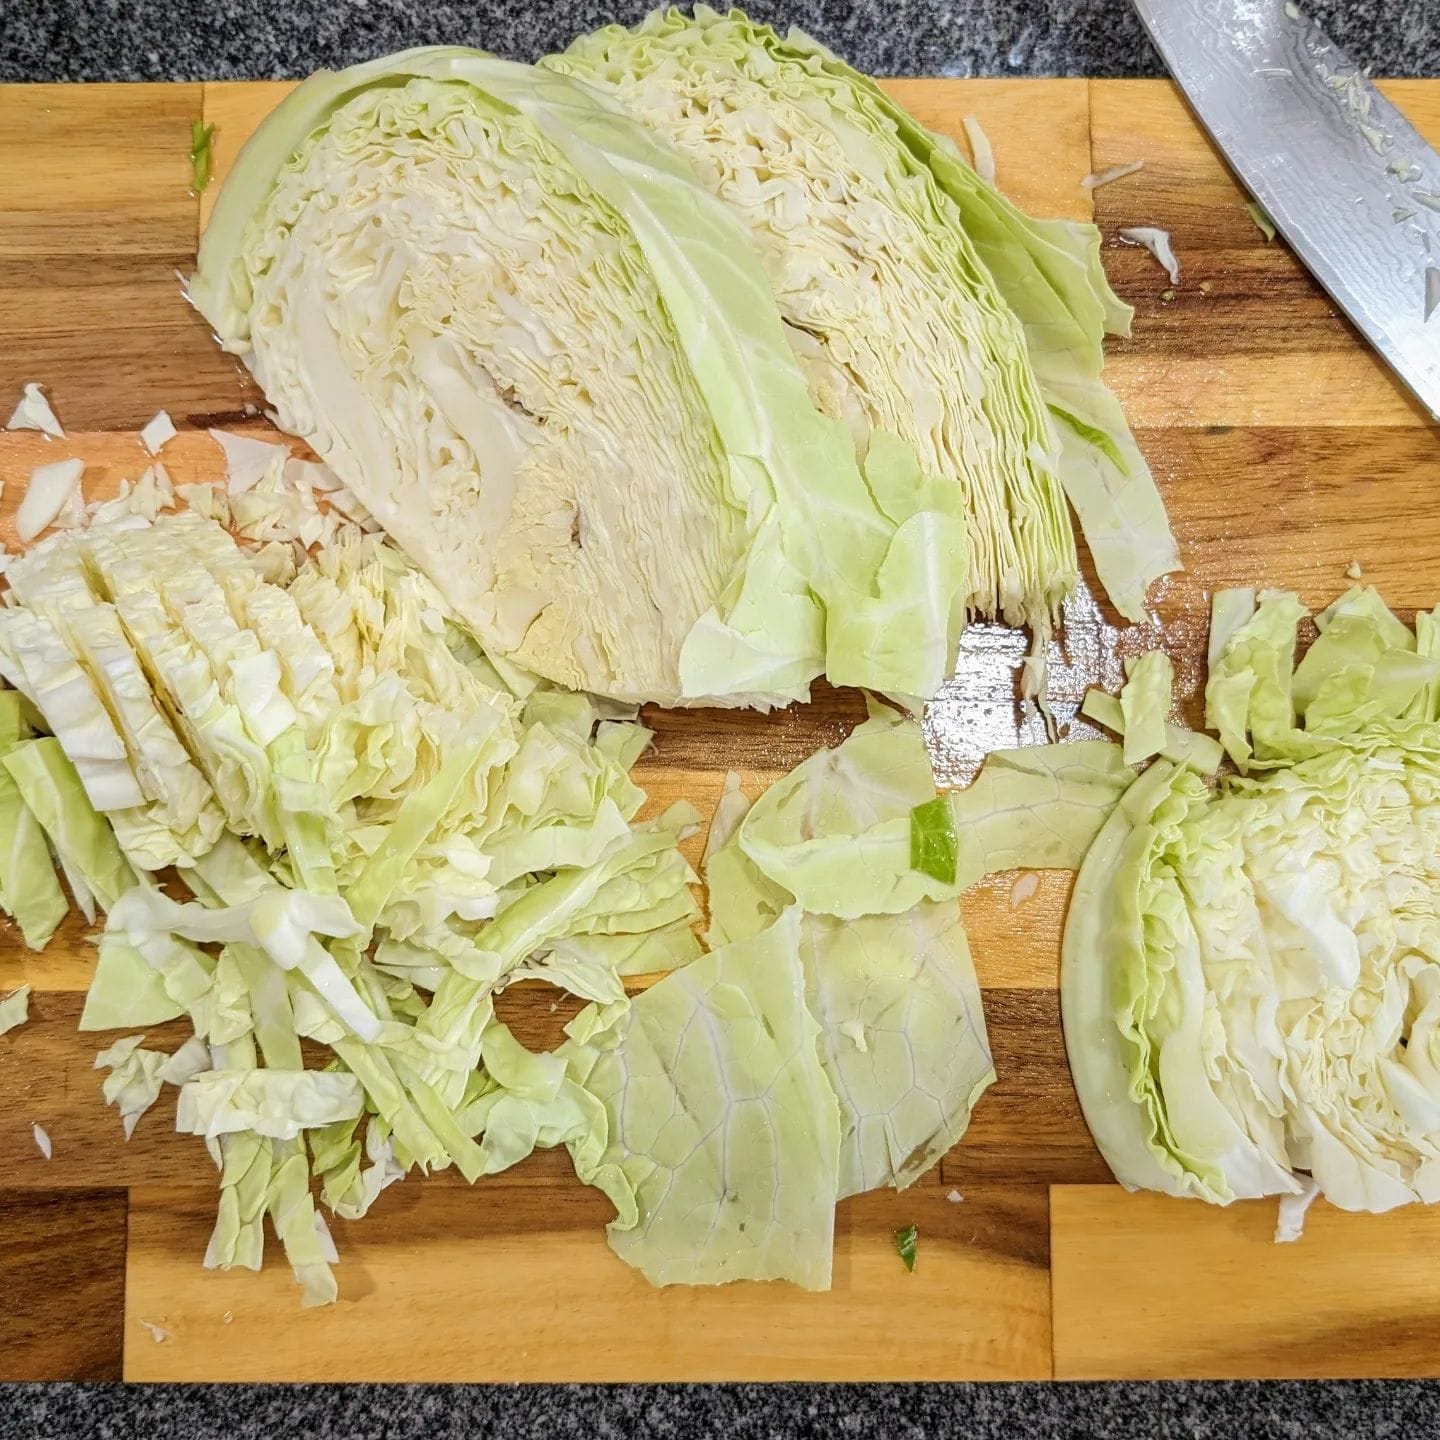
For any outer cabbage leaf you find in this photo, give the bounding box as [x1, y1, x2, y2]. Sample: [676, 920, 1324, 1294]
[797, 905, 994, 1196]
[705, 762, 994, 1196]
[3, 738, 135, 912]
[0, 693, 68, 949]
[564, 908, 841, 1288]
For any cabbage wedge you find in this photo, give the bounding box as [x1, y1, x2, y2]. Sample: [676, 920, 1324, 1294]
[1064, 586, 1440, 1218]
[554, 6, 1178, 629]
[193, 48, 968, 708]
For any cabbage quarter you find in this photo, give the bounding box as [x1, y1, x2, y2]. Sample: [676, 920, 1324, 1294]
[193, 50, 969, 709]
[555, 8, 1179, 632]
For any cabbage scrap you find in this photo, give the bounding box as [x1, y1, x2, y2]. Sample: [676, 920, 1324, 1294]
[6, 383, 64, 439]
[947, 740, 1136, 874]
[0, 984, 30, 1037]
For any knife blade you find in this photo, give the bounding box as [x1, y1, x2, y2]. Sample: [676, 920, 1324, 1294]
[1130, 0, 1440, 420]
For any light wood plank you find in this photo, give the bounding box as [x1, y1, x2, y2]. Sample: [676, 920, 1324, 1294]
[124, 1182, 1049, 1381]
[886, 77, 1093, 220]
[0, 85, 201, 257]
[1052, 1186, 1440, 1379]
[199, 81, 297, 231]
[0, 909, 100, 992]
[0, 1189, 127, 1380]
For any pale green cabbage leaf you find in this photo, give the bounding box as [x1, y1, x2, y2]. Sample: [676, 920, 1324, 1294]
[564, 907, 842, 1289]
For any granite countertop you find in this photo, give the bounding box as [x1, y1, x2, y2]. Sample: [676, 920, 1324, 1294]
[2, 1, 1440, 1436]
[1, 0, 1436, 80]
[4, 1377, 1440, 1438]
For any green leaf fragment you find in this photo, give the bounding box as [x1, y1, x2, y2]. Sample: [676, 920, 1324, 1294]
[566, 909, 842, 1290]
[894, 1222, 918, 1272]
[736, 705, 963, 917]
[910, 795, 959, 884]
[190, 120, 216, 193]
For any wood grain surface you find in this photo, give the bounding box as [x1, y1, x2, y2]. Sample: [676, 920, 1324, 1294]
[1, 73, 1439, 1383]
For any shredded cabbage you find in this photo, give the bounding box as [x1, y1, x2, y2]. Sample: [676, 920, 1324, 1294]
[0, 505, 708, 1302]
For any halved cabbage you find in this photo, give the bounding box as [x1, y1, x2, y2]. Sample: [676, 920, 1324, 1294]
[553, 7, 1179, 628]
[1064, 586, 1440, 1215]
[193, 49, 968, 708]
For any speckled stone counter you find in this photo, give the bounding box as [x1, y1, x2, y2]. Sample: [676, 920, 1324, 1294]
[3, 1379, 1440, 1439]
[1, 0, 1436, 81]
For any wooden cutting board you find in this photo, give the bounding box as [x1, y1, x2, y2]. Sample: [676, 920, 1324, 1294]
[2, 74, 1440, 1385]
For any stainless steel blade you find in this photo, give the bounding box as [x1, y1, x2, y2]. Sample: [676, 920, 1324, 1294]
[1131, 0, 1440, 420]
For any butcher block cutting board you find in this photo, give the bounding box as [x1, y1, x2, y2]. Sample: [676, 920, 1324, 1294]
[2, 73, 1440, 1386]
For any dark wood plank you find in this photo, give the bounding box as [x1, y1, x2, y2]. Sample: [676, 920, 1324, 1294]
[944, 989, 1109, 1188]
[0, 1189, 127, 1380]
[0, 321, 261, 433]
[3, 983, 1088, 1189]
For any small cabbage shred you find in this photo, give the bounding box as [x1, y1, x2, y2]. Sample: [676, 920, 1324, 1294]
[552, 6, 1178, 631]
[1064, 585, 1440, 1218]
[0, 983, 30, 1036]
[190, 47, 970, 711]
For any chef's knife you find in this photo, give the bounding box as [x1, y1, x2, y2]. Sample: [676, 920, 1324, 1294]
[1130, 0, 1440, 421]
